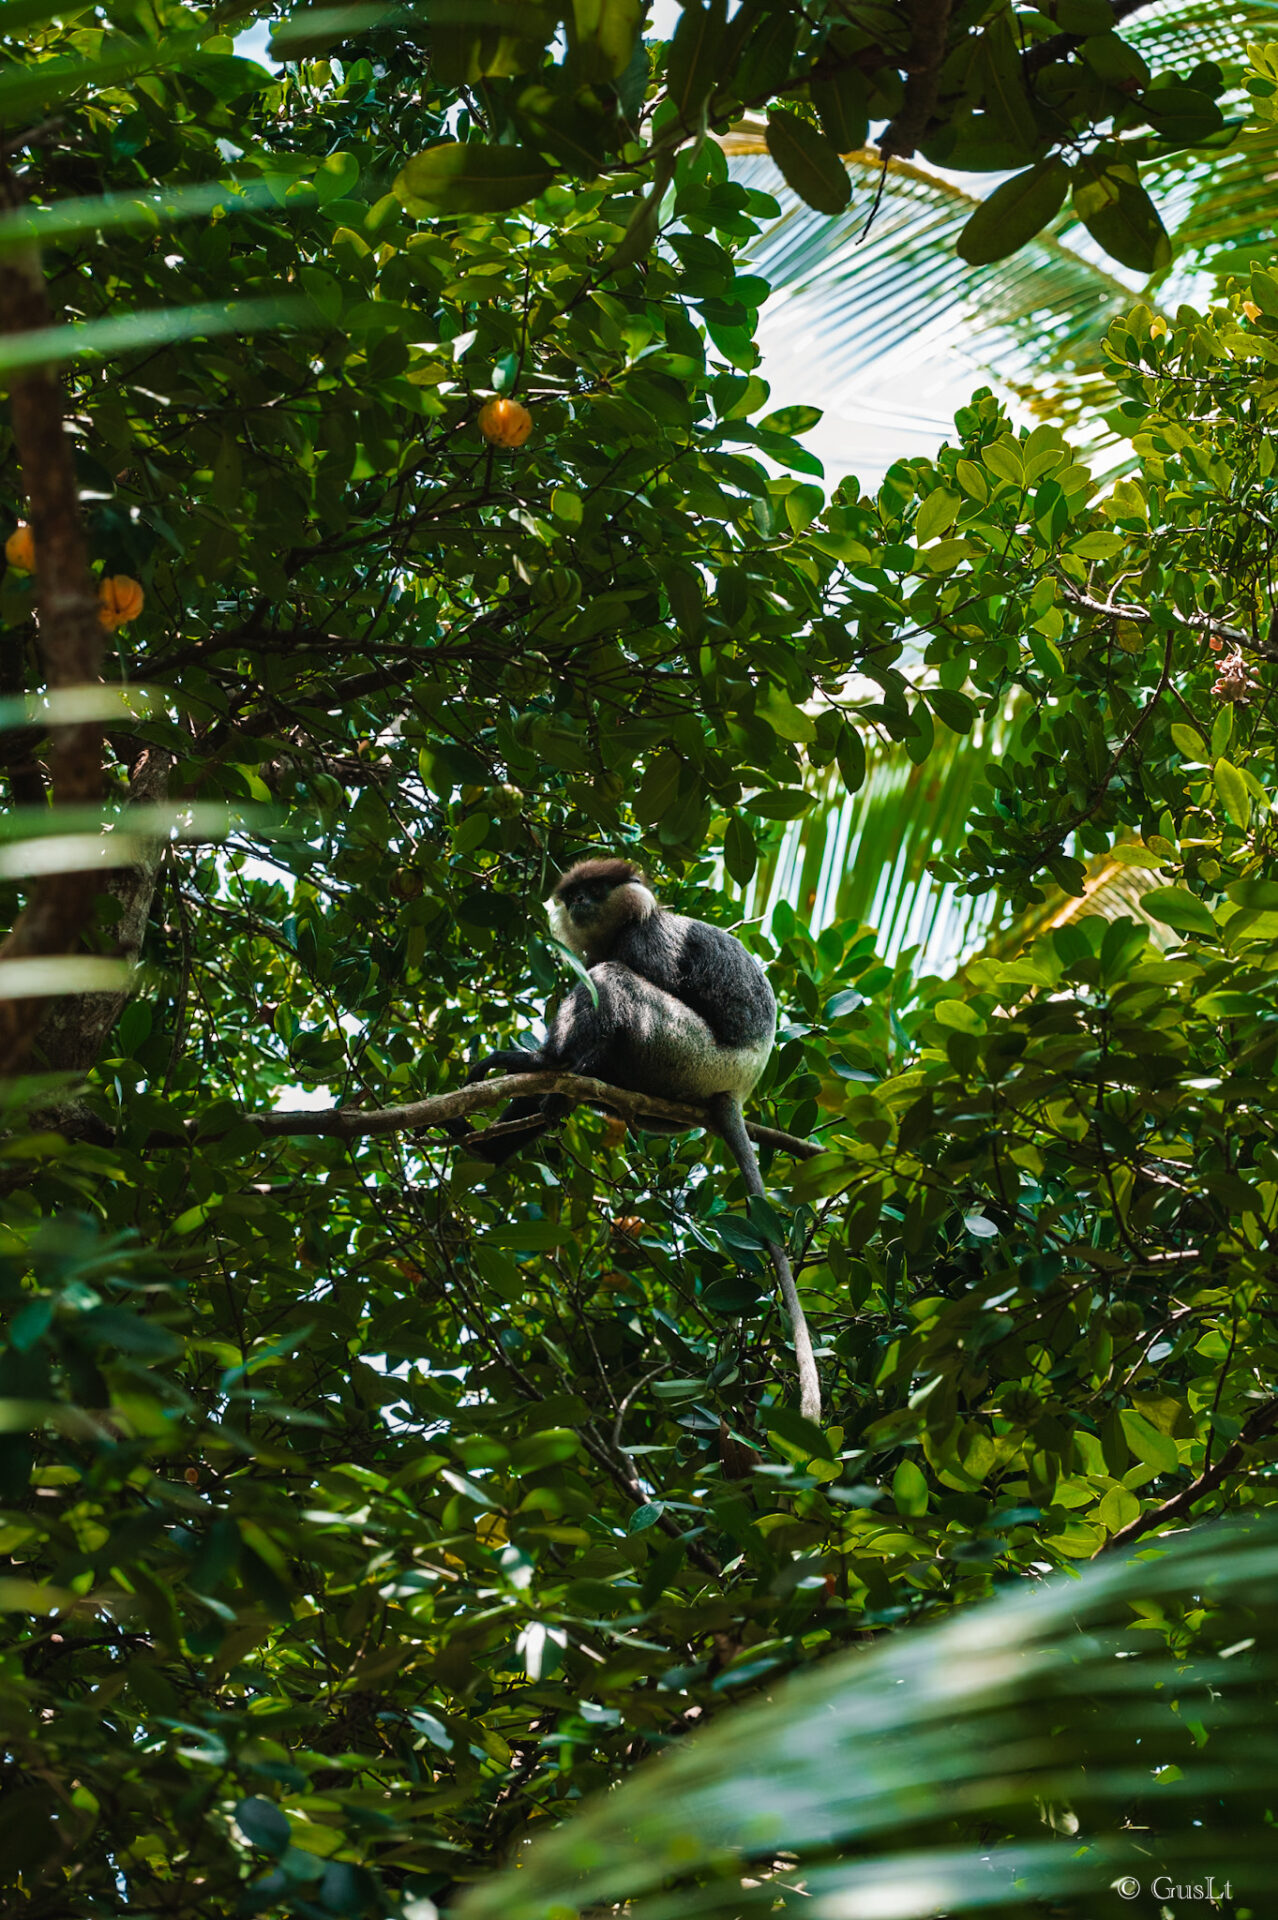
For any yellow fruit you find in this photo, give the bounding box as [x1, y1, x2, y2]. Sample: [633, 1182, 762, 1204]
[5, 524, 35, 573]
[478, 395, 533, 448]
[98, 574, 144, 631]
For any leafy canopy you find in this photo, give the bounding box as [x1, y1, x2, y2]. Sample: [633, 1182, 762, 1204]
[2, 6, 1278, 1920]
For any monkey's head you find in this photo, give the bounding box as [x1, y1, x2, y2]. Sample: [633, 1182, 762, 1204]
[548, 858, 658, 961]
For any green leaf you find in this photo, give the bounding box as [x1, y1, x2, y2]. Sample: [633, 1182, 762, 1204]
[1213, 757, 1251, 828]
[760, 405, 822, 435]
[1068, 530, 1124, 559]
[724, 814, 757, 886]
[1119, 1410, 1179, 1475]
[551, 486, 583, 525]
[666, 0, 725, 120]
[1170, 722, 1206, 760]
[701, 1275, 766, 1315]
[394, 142, 554, 215]
[810, 64, 869, 154]
[921, 537, 975, 574]
[1055, 0, 1113, 28]
[1139, 86, 1224, 145]
[733, 9, 798, 101]
[915, 490, 960, 544]
[836, 723, 867, 793]
[1072, 168, 1170, 274]
[765, 110, 851, 218]
[314, 150, 360, 204]
[1142, 888, 1219, 938]
[927, 688, 976, 735]
[569, 0, 643, 79]
[236, 1797, 291, 1856]
[982, 437, 1023, 485]
[743, 786, 813, 820]
[1226, 878, 1278, 910]
[483, 1221, 570, 1251]
[892, 1458, 929, 1516]
[957, 159, 1069, 266]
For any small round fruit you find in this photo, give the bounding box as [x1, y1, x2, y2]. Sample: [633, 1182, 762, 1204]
[489, 782, 524, 820]
[5, 525, 35, 573]
[479, 396, 533, 449]
[98, 574, 144, 631]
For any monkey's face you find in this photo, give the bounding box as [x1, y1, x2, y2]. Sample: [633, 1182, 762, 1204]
[548, 876, 616, 958]
[557, 875, 614, 929]
[546, 863, 656, 960]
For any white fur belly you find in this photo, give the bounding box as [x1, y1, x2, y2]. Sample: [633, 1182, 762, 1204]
[612, 969, 773, 1102]
[672, 1036, 772, 1101]
[562, 961, 775, 1106]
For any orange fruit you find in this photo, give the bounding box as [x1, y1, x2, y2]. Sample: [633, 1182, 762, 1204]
[5, 525, 35, 573]
[478, 395, 533, 448]
[98, 574, 144, 631]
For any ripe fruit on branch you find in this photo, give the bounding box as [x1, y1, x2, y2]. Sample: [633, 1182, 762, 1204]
[478, 396, 533, 448]
[5, 525, 35, 573]
[98, 574, 144, 631]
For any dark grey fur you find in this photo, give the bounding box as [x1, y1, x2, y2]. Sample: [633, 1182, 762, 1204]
[466, 860, 775, 1159]
[460, 859, 821, 1422]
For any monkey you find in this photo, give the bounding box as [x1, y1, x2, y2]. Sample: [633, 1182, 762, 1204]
[461, 858, 821, 1423]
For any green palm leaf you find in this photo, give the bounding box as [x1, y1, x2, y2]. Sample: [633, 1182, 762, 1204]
[726, 1, 1278, 440]
[743, 728, 999, 976]
[462, 1518, 1278, 1920]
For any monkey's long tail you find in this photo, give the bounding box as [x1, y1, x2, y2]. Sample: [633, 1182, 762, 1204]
[709, 1092, 821, 1426]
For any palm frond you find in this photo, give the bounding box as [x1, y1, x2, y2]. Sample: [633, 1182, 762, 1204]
[726, 145, 1127, 398]
[975, 850, 1175, 960]
[1124, 0, 1278, 68]
[740, 725, 1002, 977]
[725, 0, 1278, 458]
[461, 1517, 1278, 1920]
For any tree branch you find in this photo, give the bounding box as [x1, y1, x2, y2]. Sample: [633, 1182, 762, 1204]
[879, 0, 953, 161]
[1102, 1394, 1278, 1552]
[0, 169, 106, 1076]
[1057, 580, 1278, 659]
[245, 1070, 824, 1161]
[35, 745, 174, 1082]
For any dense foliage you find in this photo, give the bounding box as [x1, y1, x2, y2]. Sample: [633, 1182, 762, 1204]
[3, 4, 1278, 1917]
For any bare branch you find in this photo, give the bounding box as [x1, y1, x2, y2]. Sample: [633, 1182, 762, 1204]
[879, 0, 953, 161]
[1057, 580, 1278, 660]
[246, 1070, 825, 1161]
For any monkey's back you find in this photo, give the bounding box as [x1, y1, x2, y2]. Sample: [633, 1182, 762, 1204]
[611, 910, 776, 1051]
